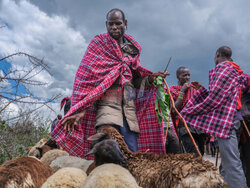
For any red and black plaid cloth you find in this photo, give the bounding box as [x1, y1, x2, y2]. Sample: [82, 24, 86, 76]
[169, 85, 197, 111]
[181, 61, 247, 138]
[51, 33, 165, 158]
[169, 85, 197, 134]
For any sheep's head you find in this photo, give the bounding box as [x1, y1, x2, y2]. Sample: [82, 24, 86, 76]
[87, 125, 133, 157]
[28, 145, 52, 159]
[84, 139, 127, 168]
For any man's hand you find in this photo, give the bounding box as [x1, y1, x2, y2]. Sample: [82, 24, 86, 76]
[62, 110, 86, 132]
[191, 81, 202, 90]
[181, 82, 190, 93]
[149, 71, 170, 84]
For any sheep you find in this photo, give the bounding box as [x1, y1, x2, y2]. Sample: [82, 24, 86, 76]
[28, 138, 59, 159]
[87, 125, 228, 188]
[50, 155, 93, 172]
[41, 167, 87, 188]
[85, 139, 127, 175]
[27, 138, 48, 158]
[0, 156, 53, 188]
[40, 149, 69, 166]
[83, 163, 140, 188]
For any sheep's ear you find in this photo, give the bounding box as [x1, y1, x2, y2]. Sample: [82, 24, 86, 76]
[83, 147, 96, 158]
[87, 132, 106, 141]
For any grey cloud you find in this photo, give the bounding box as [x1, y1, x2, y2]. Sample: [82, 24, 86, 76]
[6, 0, 250, 93]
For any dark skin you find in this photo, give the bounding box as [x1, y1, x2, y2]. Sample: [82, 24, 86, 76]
[214, 51, 230, 66]
[62, 10, 169, 131]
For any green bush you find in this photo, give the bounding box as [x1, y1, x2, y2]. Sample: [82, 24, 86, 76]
[0, 119, 51, 165]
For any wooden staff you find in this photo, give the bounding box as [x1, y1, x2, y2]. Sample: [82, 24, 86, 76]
[215, 147, 219, 167]
[242, 120, 250, 137]
[164, 56, 172, 72]
[163, 79, 202, 158]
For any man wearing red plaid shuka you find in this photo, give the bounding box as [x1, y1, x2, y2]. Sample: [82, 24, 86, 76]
[51, 9, 169, 158]
[181, 46, 247, 188]
[170, 67, 205, 155]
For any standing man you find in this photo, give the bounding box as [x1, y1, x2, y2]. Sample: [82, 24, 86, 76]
[181, 46, 247, 188]
[170, 67, 205, 155]
[52, 9, 169, 157]
[240, 75, 250, 187]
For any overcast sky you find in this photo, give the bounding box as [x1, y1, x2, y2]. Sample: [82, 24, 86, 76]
[0, 0, 250, 119]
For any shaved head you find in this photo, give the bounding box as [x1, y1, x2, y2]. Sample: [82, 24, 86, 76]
[214, 46, 232, 65]
[106, 8, 125, 21]
[176, 66, 189, 77]
[216, 46, 232, 59]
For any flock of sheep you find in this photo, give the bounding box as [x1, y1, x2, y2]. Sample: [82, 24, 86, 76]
[0, 126, 228, 188]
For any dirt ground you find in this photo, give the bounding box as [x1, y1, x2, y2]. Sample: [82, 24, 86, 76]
[203, 153, 221, 169]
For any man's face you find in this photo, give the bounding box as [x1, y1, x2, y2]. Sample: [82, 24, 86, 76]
[177, 68, 190, 85]
[106, 11, 127, 41]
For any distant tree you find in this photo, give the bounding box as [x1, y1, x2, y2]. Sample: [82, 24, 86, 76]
[0, 52, 61, 122]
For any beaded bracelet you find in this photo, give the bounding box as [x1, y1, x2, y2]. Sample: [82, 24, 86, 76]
[178, 91, 184, 100]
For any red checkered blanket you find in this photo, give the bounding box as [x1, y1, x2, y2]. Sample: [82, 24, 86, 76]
[51, 33, 165, 158]
[181, 61, 247, 138]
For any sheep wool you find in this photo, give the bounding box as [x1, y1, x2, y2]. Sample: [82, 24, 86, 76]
[40, 149, 69, 166]
[178, 170, 226, 188]
[50, 156, 93, 172]
[0, 156, 53, 188]
[41, 167, 87, 188]
[83, 163, 140, 188]
[89, 126, 228, 188]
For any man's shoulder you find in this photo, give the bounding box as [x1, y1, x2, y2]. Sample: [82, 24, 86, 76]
[216, 61, 231, 68]
[214, 61, 237, 73]
[91, 33, 109, 42]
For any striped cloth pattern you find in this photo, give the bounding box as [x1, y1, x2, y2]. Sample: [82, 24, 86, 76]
[181, 62, 247, 138]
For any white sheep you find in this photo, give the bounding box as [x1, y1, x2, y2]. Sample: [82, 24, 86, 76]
[82, 163, 141, 188]
[41, 167, 87, 188]
[40, 149, 69, 166]
[50, 155, 93, 172]
[178, 170, 225, 187]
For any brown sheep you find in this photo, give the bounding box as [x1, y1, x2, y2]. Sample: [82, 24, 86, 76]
[28, 138, 59, 159]
[88, 125, 228, 188]
[27, 138, 48, 158]
[0, 156, 53, 188]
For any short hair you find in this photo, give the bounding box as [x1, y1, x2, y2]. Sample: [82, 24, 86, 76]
[176, 66, 188, 77]
[106, 8, 125, 21]
[216, 46, 232, 58]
